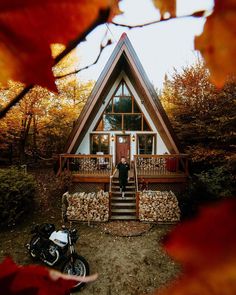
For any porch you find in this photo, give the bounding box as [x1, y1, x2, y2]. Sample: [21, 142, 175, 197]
[58, 153, 188, 183]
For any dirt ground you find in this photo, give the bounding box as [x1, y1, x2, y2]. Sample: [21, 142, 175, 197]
[0, 169, 180, 295]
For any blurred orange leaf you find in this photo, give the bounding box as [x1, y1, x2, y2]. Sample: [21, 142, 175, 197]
[0, 0, 119, 91]
[153, 0, 176, 18]
[154, 199, 236, 295]
[195, 0, 236, 87]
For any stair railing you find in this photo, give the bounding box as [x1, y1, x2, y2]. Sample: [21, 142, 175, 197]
[133, 157, 139, 219]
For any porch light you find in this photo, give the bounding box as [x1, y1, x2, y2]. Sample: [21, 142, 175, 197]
[132, 135, 135, 142]
[111, 134, 115, 142]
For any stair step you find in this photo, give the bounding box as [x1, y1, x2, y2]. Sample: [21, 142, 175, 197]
[111, 208, 136, 213]
[112, 186, 136, 189]
[111, 191, 136, 195]
[111, 202, 136, 207]
[111, 196, 136, 201]
[110, 215, 137, 220]
[112, 180, 135, 184]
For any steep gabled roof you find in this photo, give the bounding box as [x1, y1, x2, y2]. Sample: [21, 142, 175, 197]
[64, 33, 181, 154]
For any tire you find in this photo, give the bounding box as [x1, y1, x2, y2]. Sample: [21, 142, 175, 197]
[29, 236, 40, 260]
[61, 254, 90, 292]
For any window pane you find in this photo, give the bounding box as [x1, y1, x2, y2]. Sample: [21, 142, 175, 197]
[138, 135, 154, 154]
[123, 83, 131, 96]
[138, 135, 146, 154]
[118, 136, 128, 143]
[124, 115, 142, 130]
[114, 84, 122, 96]
[91, 135, 99, 154]
[91, 134, 109, 154]
[146, 135, 153, 154]
[143, 117, 151, 131]
[133, 100, 141, 113]
[114, 97, 132, 113]
[105, 100, 112, 113]
[104, 114, 122, 130]
[100, 135, 109, 154]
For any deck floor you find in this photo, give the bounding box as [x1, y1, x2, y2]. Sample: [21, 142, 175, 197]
[71, 168, 186, 179]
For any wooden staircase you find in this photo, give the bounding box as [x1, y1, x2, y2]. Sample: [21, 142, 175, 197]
[110, 176, 137, 220]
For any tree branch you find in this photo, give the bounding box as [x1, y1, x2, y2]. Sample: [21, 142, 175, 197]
[111, 10, 206, 29]
[55, 39, 111, 79]
[0, 8, 111, 119]
[55, 11, 207, 80]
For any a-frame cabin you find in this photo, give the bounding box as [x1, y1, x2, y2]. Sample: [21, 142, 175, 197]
[59, 33, 188, 220]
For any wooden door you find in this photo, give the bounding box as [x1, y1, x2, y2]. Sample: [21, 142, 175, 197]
[116, 135, 130, 164]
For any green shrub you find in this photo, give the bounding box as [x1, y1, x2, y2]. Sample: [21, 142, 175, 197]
[0, 167, 36, 227]
[194, 166, 235, 199]
[179, 166, 235, 220]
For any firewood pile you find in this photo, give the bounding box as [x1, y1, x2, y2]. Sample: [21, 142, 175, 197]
[139, 190, 180, 222]
[136, 157, 166, 170]
[62, 190, 109, 222]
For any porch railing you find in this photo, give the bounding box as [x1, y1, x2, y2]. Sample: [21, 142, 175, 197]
[134, 154, 188, 177]
[59, 154, 113, 176]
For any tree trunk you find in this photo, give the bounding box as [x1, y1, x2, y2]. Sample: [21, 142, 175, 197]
[19, 114, 32, 164]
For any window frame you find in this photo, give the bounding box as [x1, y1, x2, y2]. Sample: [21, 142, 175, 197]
[90, 133, 110, 154]
[94, 80, 152, 132]
[136, 134, 156, 155]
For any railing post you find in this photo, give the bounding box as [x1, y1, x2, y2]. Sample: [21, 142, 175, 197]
[136, 191, 139, 220]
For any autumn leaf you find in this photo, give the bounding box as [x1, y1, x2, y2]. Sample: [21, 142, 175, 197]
[195, 0, 236, 87]
[153, 0, 176, 18]
[0, 0, 119, 91]
[154, 199, 236, 295]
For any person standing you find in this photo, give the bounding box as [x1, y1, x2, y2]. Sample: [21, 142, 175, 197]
[111, 156, 130, 198]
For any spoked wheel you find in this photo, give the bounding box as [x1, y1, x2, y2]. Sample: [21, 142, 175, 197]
[61, 254, 89, 292]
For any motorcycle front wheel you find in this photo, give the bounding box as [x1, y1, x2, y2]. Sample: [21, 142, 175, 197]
[29, 236, 40, 260]
[61, 254, 90, 292]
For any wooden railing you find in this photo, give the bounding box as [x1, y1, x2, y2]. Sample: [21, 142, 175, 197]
[58, 154, 113, 176]
[134, 154, 188, 177]
[133, 159, 140, 219]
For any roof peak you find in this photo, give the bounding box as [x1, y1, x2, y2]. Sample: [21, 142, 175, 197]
[120, 32, 128, 40]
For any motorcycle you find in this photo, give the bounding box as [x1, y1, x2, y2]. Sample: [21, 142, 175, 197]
[26, 223, 89, 292]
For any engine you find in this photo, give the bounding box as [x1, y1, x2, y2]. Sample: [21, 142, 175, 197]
[28, 224, 69, 267]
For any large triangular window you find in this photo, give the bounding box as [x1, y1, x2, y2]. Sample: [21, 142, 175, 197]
[95, 80, 151, 131]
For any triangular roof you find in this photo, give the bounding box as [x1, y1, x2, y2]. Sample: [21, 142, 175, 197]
[64, 33, 181, 154]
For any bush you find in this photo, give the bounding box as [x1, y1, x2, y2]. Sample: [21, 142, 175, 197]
[194, 166, 235, 199]
[0, 167, 36, 227]
[178, 165, 235, 220]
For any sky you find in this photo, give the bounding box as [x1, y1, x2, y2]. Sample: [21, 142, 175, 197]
[76, 0, 214, 90]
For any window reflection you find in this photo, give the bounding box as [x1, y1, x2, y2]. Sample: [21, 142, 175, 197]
[138, 135, 154, 154]
[91, 134, 109, 154]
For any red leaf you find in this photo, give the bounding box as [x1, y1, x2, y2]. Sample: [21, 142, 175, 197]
[154, 200, 236, 295]
[0, 0, 119, 91]
[0, 258, 77, 295]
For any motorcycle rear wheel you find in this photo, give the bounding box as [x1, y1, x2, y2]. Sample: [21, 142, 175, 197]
[61, 254, 89, 292]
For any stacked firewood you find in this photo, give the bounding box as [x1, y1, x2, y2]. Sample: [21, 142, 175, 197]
[139, 190, 180, 222]
[79, 158, 96, 171]
[137, 158, 166, 170]
[62, 190, 109, 222]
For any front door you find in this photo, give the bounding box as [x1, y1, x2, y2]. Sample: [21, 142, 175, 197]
[116, 135, 130, 164]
